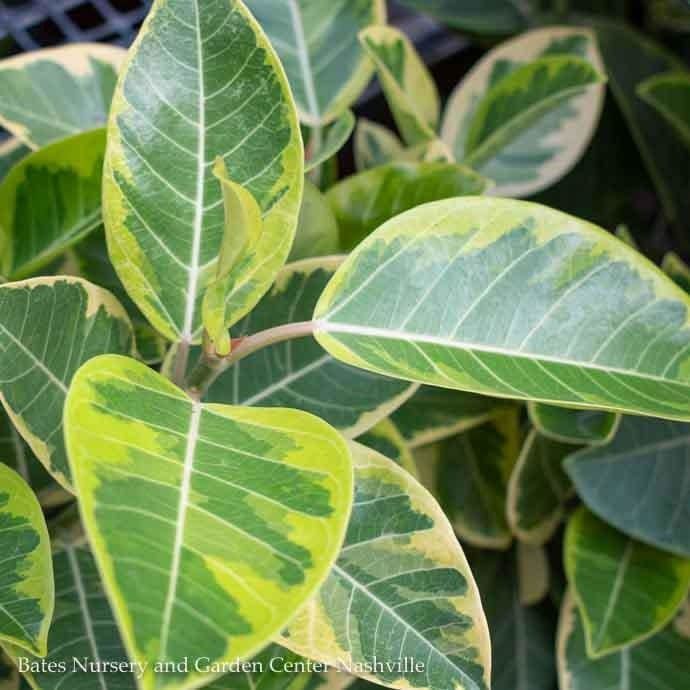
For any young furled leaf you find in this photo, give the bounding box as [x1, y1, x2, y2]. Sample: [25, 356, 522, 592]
[565, 507, 690, 657]
[328, 162, 488, 250]
[359, 26, 439, 145]
[566, 416, 690, 557]
[638, 73, 690, 149]
[314, 197, 690, 421]
[244, 0, 386, 126]
[527, 402, 620, 445]
[65, 355, 353, 690]
[0, 277, 134, 490]
[0, 465, 53, 657]
[0, 44, 125, 149]
[282, 442, 491, 690]
[442, 27, 606, 197]
[104, 0, 303, 345]
[0, 129, 105, 281]
[437, 408, 521, 549]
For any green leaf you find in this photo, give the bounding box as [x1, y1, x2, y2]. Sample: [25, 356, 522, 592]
[638, 72, 690, 149]
[0, 139, 29, 183]
[356, 417, 418, 477]
[663, 251, 690, 294]
[517, 542, 550, 606]
[396, 0, 531, 35]
[557, 593, 690, 690]
[305, 110, 355, 172]
[359, 26, 439, 145]
[288, 181, 340, 262]
[354, 119, 404, 171]
[565, 415, 690, 557]
[0, 44, 125, 149]
[506, 429, 575, 546]
[527, 402, 620, 445]
[3, 536, 138, 690]
[0, 129, 105, 281]
[0, 409, 70, 510]
[615, 224, 638, 249]
[314, 197, 690, 421]
[244, 0, 385, 125]
[593, 20, 690, 225]
[0, 277, 135, 491]
[282, 441, 491, 690]
[565, 506, 690, 658]
[390, 386, 504, 448]
[203, 257, 415, 437]
[65, 354, 353, 690]
[104, 0, 303, 345]
[0, 465, 53, 657]
[202, 158, 264, 356]
[437, 409, 521, 549]
[328, 162, 488, 250]
[466, 545, 557, 690]
[442, 27, 606, 197]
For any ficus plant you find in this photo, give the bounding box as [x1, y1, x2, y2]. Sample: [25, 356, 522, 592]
[0, 1, 689, 690]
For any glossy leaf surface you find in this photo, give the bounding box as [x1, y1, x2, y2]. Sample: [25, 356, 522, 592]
[527, 402, 619, 445]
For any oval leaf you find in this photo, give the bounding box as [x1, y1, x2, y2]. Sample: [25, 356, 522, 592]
[282, 441, 491, 690]
[565, 506, 690, 657]
[638, 72, 690, 149]
[0, 465, 53, 657]
[437, 409, 521, 549]
[314, 197, 690, 421]
[245, 0, 385, 125]
[557, 593, 690, 690]
[0, 44, 125, 149]
[328, 162, 488, 250]
[104, 0, 303, 344]
[565, 415, 690, 557]
[203, 257, 415, 437]
[442, 27, 606, 197]
[0, 277, 134, 490]
[65, 354, 353, 690]
[359, 26, 439, 145]
[506, 429, 575, 546]
[527, 402, 619, 445]
[0, 129, 105, 281]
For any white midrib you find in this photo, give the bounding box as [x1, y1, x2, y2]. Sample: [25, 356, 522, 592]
[181, 0, 206, 343]
[158, 400, 201, 663]
[66, 543, 108, 690]
[287, 0, 320, 121]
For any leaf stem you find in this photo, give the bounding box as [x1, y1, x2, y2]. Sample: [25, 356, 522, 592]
[171, 339, 191, 388]
[186, 321, 316, 397]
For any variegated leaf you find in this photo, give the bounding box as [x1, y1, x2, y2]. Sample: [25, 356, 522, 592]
[356, 418, 417, 477]
[527, 402, 619, 445]
[0, 129, 105, 281]
[0, 277, 134, 490]
[245, 0, 385, 125]
[305, 110, 355, 173]
[282, 441, 491, 690]
[65, 354, 353, 690]
[104, 0, 303, 345]
[0, 44, 124, 149]
[0, 465, 53, 657]
[442, 27, 606, 197]
[289, 182, 340, 262]
[353, 119, 404, 172]
[638, 72, 690, 149]
[565, 507, 690, 657]
[314, 197, 690, 421]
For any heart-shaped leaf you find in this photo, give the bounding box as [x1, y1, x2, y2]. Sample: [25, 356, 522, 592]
[0, 465, 53, 657]
[527, 403, 620, 445]
[437, 409, 521, 549]
[565, 507, 690, 657]
[282, 441, 491, 690]
[203, 257, 415, 437]
[507, 429, 576, 546]
[565, 416, 690, 557]
[314, 197, 690, 421]
[244, 0, 385, 125]
[0, 139, 29, 183]
[0, 129, 105, 281]
[104, 0, 303, 345]
[328, 162, 488, 250]
[65, 354, 353, 690]
[442, 27, 606, 197]
[0, 44, 125, 149]
[638, 72, 690, 149]
[0, 277, 134, 490]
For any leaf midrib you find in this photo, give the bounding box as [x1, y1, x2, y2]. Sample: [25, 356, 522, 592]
[287, 0, 320, 122]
